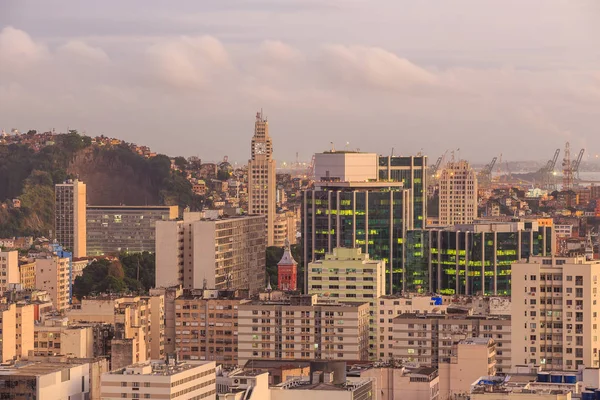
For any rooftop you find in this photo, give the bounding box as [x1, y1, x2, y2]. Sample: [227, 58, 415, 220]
[0, 360, 88, 376]
[109, 360, 212, 376]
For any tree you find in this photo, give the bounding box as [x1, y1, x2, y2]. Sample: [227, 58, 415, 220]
[217, 169, 231, 181]
[174, 156, 188, 170]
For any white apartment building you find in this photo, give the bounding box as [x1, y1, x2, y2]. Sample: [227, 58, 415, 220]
[55, 179, 86, 258]
[511, 256, 600, 370]
[237, 295, 370, 365]
[100, 360, 217, 400]
[155, 212, 266, 295]
[308, 247, 385, 359]
[35, 254, 71, 311]
[0, 250, 19, 294]
[438, 160, 478, 225]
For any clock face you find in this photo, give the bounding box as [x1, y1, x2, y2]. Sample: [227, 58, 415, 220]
[254, 142, 267, 155]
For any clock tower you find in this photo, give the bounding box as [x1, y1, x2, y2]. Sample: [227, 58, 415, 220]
[248, 110, 276, 246]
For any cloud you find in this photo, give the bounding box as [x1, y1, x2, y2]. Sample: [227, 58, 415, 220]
[320, 45, 437, 92]
[0, 27, 48, 75]
[260, 40, 303, 64]
[58, 40, 110, 63]
[145, 35, 232, 90]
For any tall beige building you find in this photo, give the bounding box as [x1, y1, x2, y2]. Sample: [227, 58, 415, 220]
[155, 212, 266, 295]
[0, 250, 20, 294]
[308, 247, 385, 359]
[0, 302, 34, 362]
[237, 294, 370, 365]
[438, 160, 478, 225]
[511, 256, 600, 370]
[55, 179, 86, 257]
[35, 254, 71, 311]
[248, 110, 276, 246]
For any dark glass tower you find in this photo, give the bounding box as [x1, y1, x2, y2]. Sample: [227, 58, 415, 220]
[378, 156, 427, 229]
[404, 221, 554, 295]
[302, 182, 413, 294]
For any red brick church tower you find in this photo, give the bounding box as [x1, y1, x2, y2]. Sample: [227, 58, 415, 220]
[277, 239, 297, 291]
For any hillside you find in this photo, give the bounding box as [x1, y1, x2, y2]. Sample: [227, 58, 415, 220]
[0, 131, 201, 237]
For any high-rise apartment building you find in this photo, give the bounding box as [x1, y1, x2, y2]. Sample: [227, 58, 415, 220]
[278, 239, 298, 291]
[155, 212, 266, 295]
[35, 254, 71, 311]
[86, 205, 178, 255]
[237, 294, 370, 365]
[393, 313, 512, 373]
[511, 256, 600, 370]
[438, 160, 478, 225]
[248, 110, 276, 246]
[175, 289, 250, 366]
[55, 179, 86, 258]
[308, 247, 385, 359]
[405, 221, 554, 295]
[0, 250, 20, 294]
[302, 181, 412, 294]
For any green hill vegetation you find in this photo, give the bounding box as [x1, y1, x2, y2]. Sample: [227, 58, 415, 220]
[0, 131, 202, 237]
[73, 252, 155, 299]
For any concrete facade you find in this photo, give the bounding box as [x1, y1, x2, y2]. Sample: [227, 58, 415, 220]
[0, 250, 20, 294]
[55, 179, 87, 258]
[308, 247, 385, 359]
[175, 289, 250, 366]
[35, 255, 71, 311]
[155, 213, 266, 295]
[438, 160, 478, 225]
[511, 256, 600, 370]
[314, 151, 379, 182]
[237, 295, 370, 365]
[101, 360, 217, 400]
[86, 205, 178, 255]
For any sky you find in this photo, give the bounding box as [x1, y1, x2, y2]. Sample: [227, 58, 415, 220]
[1, 0, 599, 164]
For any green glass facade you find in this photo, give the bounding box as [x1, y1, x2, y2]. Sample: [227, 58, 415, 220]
[404, 223, 554, 295]
[302, 184, 412, 294]
[378, 156, 427, 229]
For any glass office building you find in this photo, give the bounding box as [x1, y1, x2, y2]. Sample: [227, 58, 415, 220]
[404, 221, 554, 295]
[302, 182, 413, 294]
[378, 156, 427, 229]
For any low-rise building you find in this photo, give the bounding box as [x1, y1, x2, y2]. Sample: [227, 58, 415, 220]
[438, 338, 497, 399]
[100, 359, 217, 400]
[355, 363, 440, 400]
[33, 317, 94, 358]
[237, 295, 370, 365]
[0, 358, 98, 400]
[66, 294, 165, 370]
